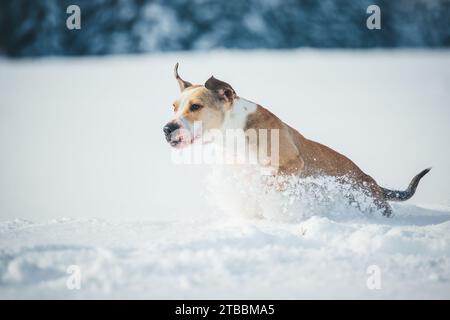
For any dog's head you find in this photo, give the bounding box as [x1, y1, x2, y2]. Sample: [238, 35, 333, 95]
[163, 63, 237, 148]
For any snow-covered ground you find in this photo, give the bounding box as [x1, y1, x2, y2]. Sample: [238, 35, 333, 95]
[1, 50, 450, 299]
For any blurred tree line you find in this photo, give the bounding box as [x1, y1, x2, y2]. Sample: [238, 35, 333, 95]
[0, 0, 448, 57]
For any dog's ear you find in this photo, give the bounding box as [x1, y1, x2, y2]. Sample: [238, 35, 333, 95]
[174, 63, 192, 91]
[205, 76, 236, 102]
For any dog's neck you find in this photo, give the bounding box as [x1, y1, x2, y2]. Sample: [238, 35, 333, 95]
[221, 97, 258, 131]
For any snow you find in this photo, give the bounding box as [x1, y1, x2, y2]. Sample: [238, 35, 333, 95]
[1, 49, 450, 298]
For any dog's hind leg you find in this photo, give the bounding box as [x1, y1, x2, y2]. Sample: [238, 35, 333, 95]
[343, 182, 392, 216]
[374, 198, 393, 217]
[357, 176, 393, 217]
[368, 184, 393, 217]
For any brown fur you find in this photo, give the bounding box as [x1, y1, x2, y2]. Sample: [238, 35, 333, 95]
[174, 86, 225, 131]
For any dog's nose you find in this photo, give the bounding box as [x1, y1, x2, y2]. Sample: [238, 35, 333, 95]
[163, 122, 180, 137]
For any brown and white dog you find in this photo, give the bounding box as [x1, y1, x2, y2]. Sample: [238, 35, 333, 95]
[163, 63, 430, 216]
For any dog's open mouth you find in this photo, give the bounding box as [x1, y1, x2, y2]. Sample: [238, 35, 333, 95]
[169, 134, 201, 149]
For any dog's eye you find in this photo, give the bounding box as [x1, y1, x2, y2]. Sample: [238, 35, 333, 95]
[190, 104, 202, 112]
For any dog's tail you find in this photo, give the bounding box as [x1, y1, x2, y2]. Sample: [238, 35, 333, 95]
[381, 168, 431, 202]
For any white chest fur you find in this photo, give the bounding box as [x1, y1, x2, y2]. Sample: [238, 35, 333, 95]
[212, 97, 278, 174]
[221, 97, 257, 130]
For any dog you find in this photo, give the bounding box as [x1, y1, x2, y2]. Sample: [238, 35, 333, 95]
[163, 63, 430, 216]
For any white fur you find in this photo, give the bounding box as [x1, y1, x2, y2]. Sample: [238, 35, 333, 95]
[213, 97, 262, 167]
[221, 97, 257, 131]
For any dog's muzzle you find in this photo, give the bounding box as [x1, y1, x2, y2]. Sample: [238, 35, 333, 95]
[163, 122, 181, 146]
